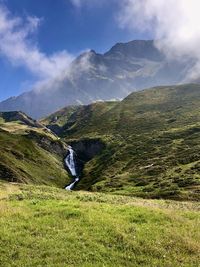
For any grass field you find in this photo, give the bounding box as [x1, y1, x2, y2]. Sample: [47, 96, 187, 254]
[0, 182, 199, 267]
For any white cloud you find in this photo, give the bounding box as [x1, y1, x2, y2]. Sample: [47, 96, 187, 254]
[0, 5, 74, 79]
[119, 0, 200, 81]
[70, 0, 106, 9]
[32, 48, 94, 94]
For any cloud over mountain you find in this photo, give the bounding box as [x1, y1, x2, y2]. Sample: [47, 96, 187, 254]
[118, 0, 200, 81]
[0, 1, 199, 119]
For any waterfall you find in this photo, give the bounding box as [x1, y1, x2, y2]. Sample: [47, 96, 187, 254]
[65, 146, 76, 176]
[64, 146, 79, 190]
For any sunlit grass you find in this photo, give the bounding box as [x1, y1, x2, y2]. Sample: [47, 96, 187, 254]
[0, 183, 199, 267]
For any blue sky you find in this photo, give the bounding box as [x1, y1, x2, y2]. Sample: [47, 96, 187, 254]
[0, 1, 199, 101]
[0, 0, 152, 101]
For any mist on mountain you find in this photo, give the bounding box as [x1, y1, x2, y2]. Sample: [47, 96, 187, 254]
[0, 40, 193, 118]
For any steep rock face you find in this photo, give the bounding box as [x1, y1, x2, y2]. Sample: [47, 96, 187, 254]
[27, 130, 67, 157]
[105, 40, 164, 61]
[66, 138, 106, 178]
[69, 138, 105, 162]
[0, 40, 192, 119]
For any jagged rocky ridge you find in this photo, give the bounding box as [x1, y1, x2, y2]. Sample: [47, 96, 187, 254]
[0, 40, 193, 119]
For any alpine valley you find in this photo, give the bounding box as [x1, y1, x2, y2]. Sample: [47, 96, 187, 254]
[1, 84, 200, 201]
[1, 42, 200, 267]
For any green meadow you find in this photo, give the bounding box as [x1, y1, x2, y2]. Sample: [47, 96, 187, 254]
[0, 182, 199, 267]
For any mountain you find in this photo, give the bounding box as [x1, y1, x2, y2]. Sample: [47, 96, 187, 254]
[0, 40, 192, 119]
[1, 87, 200, 267]
[43, 84, 200, 200]
[0, 111, 70, 186]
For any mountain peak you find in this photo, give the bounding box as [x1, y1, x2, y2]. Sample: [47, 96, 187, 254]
[0, 39, 189, 118]
[89, 49, 96, 54]
[105, 39, 164, 61]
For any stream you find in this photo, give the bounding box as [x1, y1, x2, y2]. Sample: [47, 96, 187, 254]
[64, 146, 79, 190]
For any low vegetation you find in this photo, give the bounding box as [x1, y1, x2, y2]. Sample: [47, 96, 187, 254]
[44, 84, 200, 200]
[0, 182, 199, 267]
[0, 112, 70, 187]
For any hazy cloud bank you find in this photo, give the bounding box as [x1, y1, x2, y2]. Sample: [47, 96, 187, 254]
[119, 0, 200, 81]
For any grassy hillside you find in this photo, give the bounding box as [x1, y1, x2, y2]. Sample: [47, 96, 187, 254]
[0, 182, 199, 267]
[41, 101, 118, 135]
[0, 112, 70, 187]
[44, 84, 200, 200]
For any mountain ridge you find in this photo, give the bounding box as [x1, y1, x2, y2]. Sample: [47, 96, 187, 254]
[0, 39, 192, 119]
[43, 84, 200, 200]
[0, 110, 70, 186]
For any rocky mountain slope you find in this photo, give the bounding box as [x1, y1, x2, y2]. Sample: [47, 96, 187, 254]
[0, 40, 192, 119]
[0, 111, 70, 186]
[43, 84, 200, 200]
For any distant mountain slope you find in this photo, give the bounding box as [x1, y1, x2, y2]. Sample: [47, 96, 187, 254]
[44, 84, 200, 200]
[0, 111, 43, 128]
[0, 40, 192, 118]
[0, 111, 69, 186]
[41, 101, 118, 135]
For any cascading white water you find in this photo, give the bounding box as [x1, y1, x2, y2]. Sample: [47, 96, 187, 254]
[65, 146, 76, 176]
[65, 177, 79, 191]
[64, 146, 79, 190]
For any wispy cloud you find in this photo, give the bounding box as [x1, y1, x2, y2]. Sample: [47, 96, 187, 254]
[118, 0, 200, 81]
[0, 5, 74, 80]
[70, 0, 107, 9]
[33, 50, 93, 94]
[70, 0, 82, 8]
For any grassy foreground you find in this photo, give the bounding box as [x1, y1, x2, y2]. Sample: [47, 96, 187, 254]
[0, 182, 199, 267]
